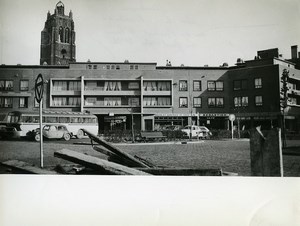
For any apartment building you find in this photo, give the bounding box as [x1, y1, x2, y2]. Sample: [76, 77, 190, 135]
[1, 2, 300, 133]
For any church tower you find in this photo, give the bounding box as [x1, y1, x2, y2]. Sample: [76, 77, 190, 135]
[40, 1, 76, 65]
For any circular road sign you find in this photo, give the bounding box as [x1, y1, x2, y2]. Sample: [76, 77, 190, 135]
[229, 114, 236, 121]
[35, 74, 44, 103]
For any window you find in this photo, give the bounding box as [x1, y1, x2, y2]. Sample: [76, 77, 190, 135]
[65, 28, 70, 43]
[106, 65, 110, 70]
[144, 81, 157, 91]
[85, 97, 97, 106]
[0, 97, 13, 108]
[193, 81, 201, 91]
[59, 26, 64, 42]
[255, 96, 263, 106]
[134, 65, 138, 70]
[116, 65, 120, 70]
[53, 81, 67, 91]
[104, 81, 121, 91]
[34, 98, 39, 107]
[19, 97, 28, 108]
[0, 80, 13, 91]
[104, 97, 121, 106]
[157, 81, 171, 91]
[193, 97, 202, 107]
[53, 97, 67, 106]
[216, 97, 224, 107]
[93, 65, 97, 69]
[143, 97, 170, 106]
[289, 97, 297, 105]
[20, 80, 29, 91]
[216, 81, 224, 91]
[130, 65, 134, 70]
[233, 80, 248, 90]
[234, 96, 248, 107]
[179, 97, 188, 108]
[207, 81, 216, 91]
[208, 97, 216, 107]
[68, 97, 81, 106]
[208, 97, 224, 107]
[179, 80, 188, 91]
[111, 65, 115, 70]
[129, 97, 140, 106]
[68, 81, 81, 91]
[128, 82, 140, 90]
[254, 78, 262, 89]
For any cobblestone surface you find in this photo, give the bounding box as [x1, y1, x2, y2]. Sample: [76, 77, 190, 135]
[0, 139, 299, 176]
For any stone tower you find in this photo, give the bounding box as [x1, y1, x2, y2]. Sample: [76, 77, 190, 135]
[40, 1, 76, 65]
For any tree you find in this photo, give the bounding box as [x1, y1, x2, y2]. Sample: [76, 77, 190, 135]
[280, 69, 290, 147]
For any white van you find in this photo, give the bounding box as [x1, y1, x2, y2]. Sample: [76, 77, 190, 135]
[181, 125, 212, 139]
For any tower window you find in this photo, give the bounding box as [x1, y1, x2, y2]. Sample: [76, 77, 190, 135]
[61, 49, 67, 59]
[65, 28, 70, 43]
[59, 27, 64, 43]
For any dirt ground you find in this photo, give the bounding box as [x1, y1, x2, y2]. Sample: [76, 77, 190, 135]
[0, 138, 299, 176]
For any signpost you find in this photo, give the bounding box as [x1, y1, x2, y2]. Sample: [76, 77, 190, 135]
[229, 114, 235, 140]
[35, 74, 44, 168]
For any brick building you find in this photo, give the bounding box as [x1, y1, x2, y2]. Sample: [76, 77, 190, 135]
[0, 2, 300, 133]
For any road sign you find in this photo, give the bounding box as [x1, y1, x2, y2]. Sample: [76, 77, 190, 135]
[35, 74, 44, 103]
[229, 114, 236, 121]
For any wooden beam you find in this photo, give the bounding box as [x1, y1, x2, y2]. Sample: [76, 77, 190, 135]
[82, 129, 151, 168]
[54, 149, 151, 175]
[135, 168, 223, 176]
[1, 160, 59, 174]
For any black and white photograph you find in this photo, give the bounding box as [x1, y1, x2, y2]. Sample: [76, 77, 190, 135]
[0, 0, 300, 225]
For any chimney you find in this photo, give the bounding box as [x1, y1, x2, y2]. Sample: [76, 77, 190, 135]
[291, 45, 298, 59]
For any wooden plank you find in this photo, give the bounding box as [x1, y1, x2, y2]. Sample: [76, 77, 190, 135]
[250, 127, 283, 176]
[82, 129, 151, 168]
[54, 149, 150, 175]
[1, 160, 59, 174]
[135, 168, 223, 176]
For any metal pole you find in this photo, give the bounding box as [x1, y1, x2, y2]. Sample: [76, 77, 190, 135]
[39, 99, 43, 168]
[231, 120, 234, 140]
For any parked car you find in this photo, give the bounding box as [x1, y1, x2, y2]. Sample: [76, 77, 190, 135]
[181, 125, 212, 139]
[27, 124, 72, 141]
[163, 125, 183, 131]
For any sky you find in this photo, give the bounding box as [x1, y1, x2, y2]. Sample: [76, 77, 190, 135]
[0, 0, 300, 66]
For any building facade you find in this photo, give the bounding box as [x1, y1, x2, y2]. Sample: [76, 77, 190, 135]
[1, 2, 300, 133]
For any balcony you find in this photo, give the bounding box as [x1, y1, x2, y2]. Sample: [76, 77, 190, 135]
[143, 90, 172, 96]
[84, 88, 140, 96]
[51, 90, 81, 95]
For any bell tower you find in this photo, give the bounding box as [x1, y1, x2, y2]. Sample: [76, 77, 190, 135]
[40, 1, 76, 65]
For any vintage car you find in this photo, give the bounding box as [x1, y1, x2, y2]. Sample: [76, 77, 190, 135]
[27, 124, 72, 141]
[181, 125, 212, 139]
